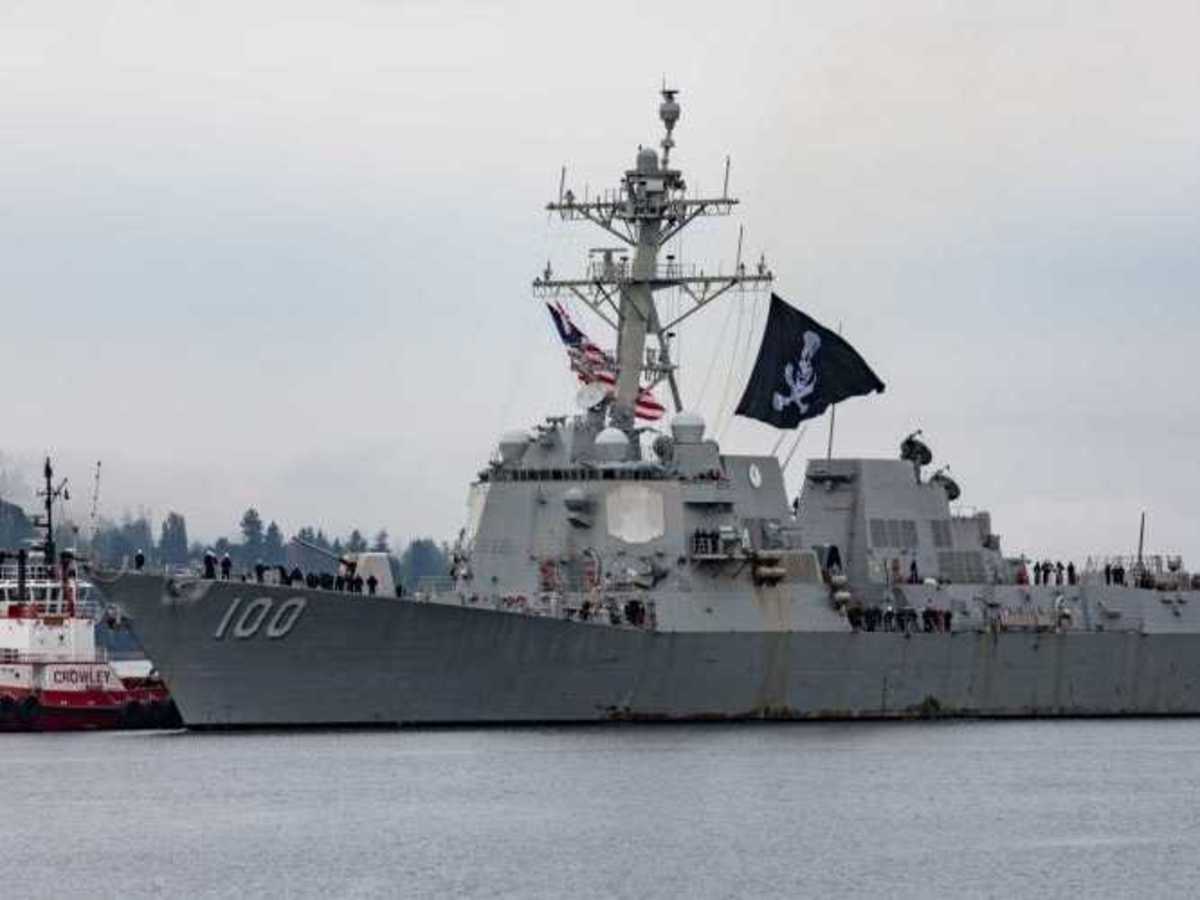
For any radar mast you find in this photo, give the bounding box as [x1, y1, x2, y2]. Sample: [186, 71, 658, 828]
[534, 89, 773, 430]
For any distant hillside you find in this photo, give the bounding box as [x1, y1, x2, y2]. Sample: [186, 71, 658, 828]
[0, 500, 33, 549]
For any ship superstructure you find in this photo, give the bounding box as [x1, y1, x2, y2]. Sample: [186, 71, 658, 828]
[95, 91, 1200, 728]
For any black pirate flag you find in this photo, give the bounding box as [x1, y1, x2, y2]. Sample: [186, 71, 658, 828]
[735, 294, 885, 428]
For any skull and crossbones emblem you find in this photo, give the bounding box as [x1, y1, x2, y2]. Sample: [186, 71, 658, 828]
[772, 330, 821, 413]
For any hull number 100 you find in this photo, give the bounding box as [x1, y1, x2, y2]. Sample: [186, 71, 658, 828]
[214, 597, 308, 641]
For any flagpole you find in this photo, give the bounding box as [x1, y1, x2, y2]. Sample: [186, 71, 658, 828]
[826, 403, 836, 460]
[825, 321, 842, 461]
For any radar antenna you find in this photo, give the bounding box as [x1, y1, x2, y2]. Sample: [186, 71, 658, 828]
[534, 88, 773, 428]
[900, 431, 933, 482]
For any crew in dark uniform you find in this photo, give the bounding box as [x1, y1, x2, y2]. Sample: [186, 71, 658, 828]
[134, 549, 146, 571]
[220, 553, 232, 580]
[366, 574, 379, 596]
[203, 550, 217, 579]
[254, 562, 266, 584]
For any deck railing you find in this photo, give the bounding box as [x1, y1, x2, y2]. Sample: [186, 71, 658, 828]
[0, 645, 109, 664]
[0, 599, 101, 619]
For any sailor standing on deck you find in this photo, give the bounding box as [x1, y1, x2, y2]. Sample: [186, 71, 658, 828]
[220, 553, 232, 580]
[203, 550, 217, 579]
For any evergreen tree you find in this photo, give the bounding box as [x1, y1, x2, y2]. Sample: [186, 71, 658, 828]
[372, 529, 390, 553]
[397, 538, 449, 590]
[0, 500, 33, 548]
[347, 529, 368, 553]
[91, 514, 155, 566]
[159, 511, 190, 565]
[264, 521, 285, 565]
[239, 508, 264, 564]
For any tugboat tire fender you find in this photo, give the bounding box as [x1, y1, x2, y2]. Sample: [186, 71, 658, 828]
[146, 700, 167, 727]
[17, 695, 40, 725]
[122, 700, 144, 729]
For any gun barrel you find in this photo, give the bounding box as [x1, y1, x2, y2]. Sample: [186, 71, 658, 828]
[289, 537, 353, 567]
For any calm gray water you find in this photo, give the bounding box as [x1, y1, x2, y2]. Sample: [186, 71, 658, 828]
[4, 720, 1199, 899]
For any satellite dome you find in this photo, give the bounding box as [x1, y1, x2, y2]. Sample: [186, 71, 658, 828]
[670, 411, 705, 444]
[594, 427, 630, 463]
[636, 146, 659, 174]
[498, 430, 529, 465]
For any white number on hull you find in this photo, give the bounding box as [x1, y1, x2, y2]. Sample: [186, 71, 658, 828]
[214, 597, 308, 640]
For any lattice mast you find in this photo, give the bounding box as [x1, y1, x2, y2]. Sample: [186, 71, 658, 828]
[534, 89, 773, 430]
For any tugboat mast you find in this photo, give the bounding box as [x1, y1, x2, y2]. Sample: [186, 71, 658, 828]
[36, 457, 68, 565]
[535, 88, 773, 431]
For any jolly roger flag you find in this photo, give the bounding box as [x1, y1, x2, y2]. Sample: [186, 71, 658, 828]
[735, 294, 885, 428]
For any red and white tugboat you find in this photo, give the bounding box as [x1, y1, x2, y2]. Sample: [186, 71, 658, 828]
[0, 459, 180, 732]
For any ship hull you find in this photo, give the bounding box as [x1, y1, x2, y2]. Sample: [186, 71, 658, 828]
[101, 573, 1200, 728]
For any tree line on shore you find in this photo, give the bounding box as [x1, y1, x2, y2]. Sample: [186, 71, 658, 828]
[0, 500, 449, 591]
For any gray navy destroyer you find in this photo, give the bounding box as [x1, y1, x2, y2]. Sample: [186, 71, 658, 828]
[98, 90, 1200, 728]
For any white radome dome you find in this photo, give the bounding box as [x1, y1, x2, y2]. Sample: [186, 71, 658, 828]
[594, 427, 630, 463]
[636, 146, 659, 173]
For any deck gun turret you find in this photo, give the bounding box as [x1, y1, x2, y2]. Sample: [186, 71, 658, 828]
[288, 537, 396, 597]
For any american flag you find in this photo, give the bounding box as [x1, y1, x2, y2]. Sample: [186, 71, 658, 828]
[546, 303, 665, 421]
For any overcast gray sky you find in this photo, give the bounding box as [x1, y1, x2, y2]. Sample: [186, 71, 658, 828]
[1, 1, 1196, 563]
